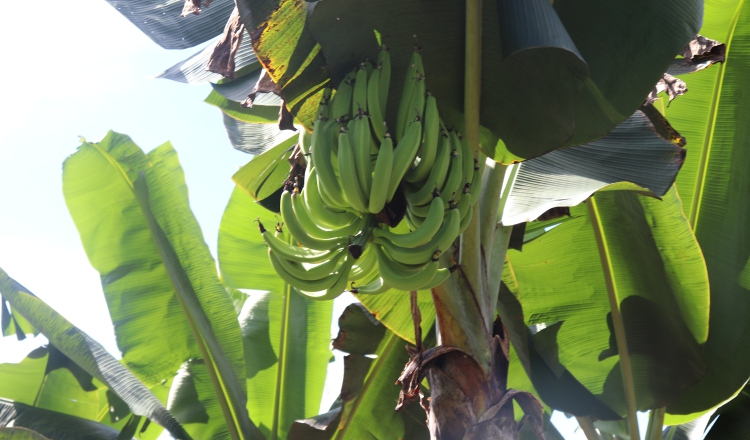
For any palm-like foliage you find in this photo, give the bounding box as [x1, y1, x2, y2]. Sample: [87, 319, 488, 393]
[2, 0, 750, 439]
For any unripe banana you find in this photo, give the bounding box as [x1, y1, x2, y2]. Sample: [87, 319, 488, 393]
[298, 128, 312, 156]
[303, 168, 359, 229]
[258, 220, 343, 263]
[280, 191, 349, 250]
[396, 50, 422, 141]
[386, 119, 422, 203]
[418, 266, 453, 291]
[373, 197, 445, 247]
[405, 130, 451, 206]
[406, 93, 439, 183]
[331, 72, 355, 121]
[352, 64, 368, 116]
[376, 246, 440, 292]
[407, 73, 426, 124]
[454, 130, 475, 191]
[438, 142, 463, 207]
[350, 276, 391, 295]
[368, 133, 394, 213]
[273, 249, 346, 281]
[296, 256, 354, 301]
[349, 245, 378, 281]
[316, 87, 332, 121]
[377, 45, 391, 113]
[292, 190, 361, 239]
[374, 207, 460, 264]
[353, 115, 373, 195]
[337, 129, 370, 213]
[367, 67, 387, 141]
[311, 119, 348, 209]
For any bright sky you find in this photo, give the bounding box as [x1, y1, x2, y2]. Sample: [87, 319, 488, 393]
[0, 1, 650, 438]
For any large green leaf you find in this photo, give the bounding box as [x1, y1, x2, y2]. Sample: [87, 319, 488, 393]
[0, 269, 188, 439]
[499, 111, 686, 225]
[0, 347, 100, 421]
[237, 0, 329, 127]
[167, 360, 228, 440]
[502, 189, 709, 417]
[104, 0, 233, 50]
[62, 132, 258, 439]
[291, 303, 429, 440]
[239, 0, 699, 161]
[205, 90, 280, 124]
[702, 386, 750, 439]
[661, 0, 750, 420]
[218, 187, 332, 439]
[0, 399, 120, 440]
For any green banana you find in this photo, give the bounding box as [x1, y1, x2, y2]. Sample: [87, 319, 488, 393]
[273, 249, 346, 281]
[298, 256, 354, 301]
[438, 141, 463, 206]
[396, 50, 421, 141]
[353, 114, 373, 196]
[405, 130, 451, 206]
[367, 67, 387, 141]
[373, 197, 445, 247]
[259, 221, 342, 263]
[311, 119, 348, 209]
[349, 245, 378, 281]
[281, 191, 349, 250]
[292, 190, 361, 239]
[470, 154, 486, 207]
[376, 246, 440, 292]
[406, 93, 439, 183]
[377, 45, 391, 113]
[331, 72, 355, 121]
[337, 129, 370, 213]
[352, 64, 368, 116]
[418, 266, 452, 291]
[298, 128, 312, 156]
[270, 250, 350, 292]
[368, 133, 394, 213]
[316, 87, 332, 121]
[303, 168, 358, 229]
[454, 130, 475, 191]
[350, 276, 390, 295]
[386, 119, 422, 203]
[407, 73, 426, 123]
[374, 207, 460, 265]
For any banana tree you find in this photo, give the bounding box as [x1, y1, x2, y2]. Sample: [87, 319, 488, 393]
[3, 0, 750, 439]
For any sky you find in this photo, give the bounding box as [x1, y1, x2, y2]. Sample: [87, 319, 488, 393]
[0, 1, 643, 438]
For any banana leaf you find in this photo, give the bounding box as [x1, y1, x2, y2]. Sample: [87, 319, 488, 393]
[499, 111, 685, 225]
[288, 303, 429, 440]
[104, 0, 234, 50]
[660, 0, 750, 422]
[0, 426, 51, 440]
[0, 399, 121, 440]
[0, 269, 187, 439]
[501, 189, 709, 418]
[217, 187, 332, 439]
[61, 132, 259, 438]
[238, 0, 700, 161]
[157, 32, 259, 84]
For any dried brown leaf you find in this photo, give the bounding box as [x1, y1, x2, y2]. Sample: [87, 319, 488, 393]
[207, 7, 245, 78]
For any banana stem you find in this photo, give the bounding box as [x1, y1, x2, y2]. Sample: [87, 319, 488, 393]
[576, 416, 603, 440]
[646, 408, 665, 440]
[458, 0, 486, 326]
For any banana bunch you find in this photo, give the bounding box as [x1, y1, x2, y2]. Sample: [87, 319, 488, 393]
[259, 45, 484, 299]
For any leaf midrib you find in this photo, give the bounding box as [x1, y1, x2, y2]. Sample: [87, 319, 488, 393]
[333, 332, 400, 440]
[690, 0, 745, 230]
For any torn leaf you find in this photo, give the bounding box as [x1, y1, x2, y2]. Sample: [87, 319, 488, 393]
[644, 73, 687, 106]
[667, 34, 726, 75]
[242, 69, 282, 108]
[181, 0, 213, 16]
[207, 7, 245, 79]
